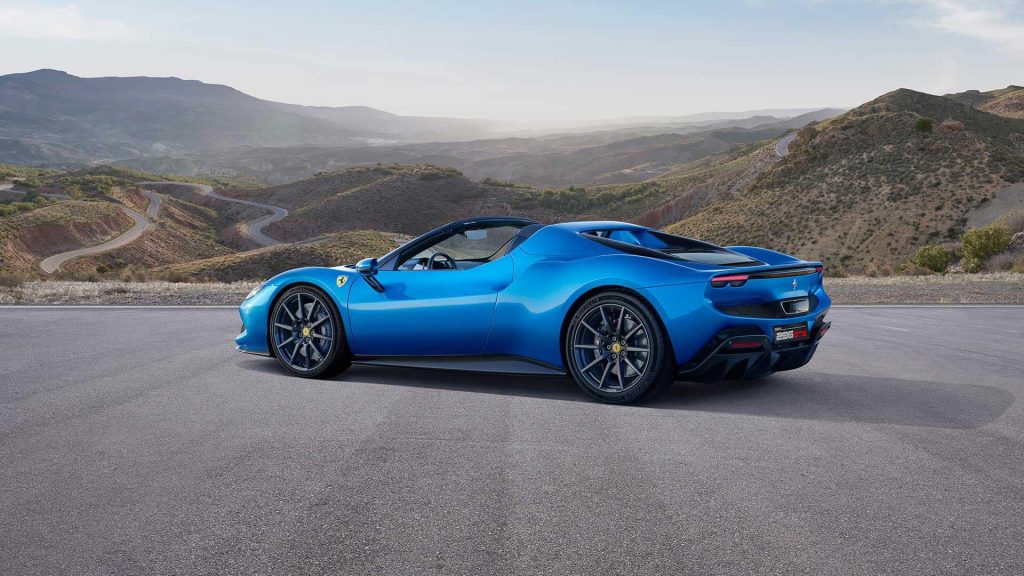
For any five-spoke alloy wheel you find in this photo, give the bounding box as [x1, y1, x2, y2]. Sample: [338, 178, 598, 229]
[565, 291, 676, 403]
[270, 285, 350, 378]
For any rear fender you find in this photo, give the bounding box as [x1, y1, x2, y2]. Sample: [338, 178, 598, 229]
[483, 253, 701, 368]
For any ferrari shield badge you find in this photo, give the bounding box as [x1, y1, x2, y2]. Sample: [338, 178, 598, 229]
[337, 275, 348, 288]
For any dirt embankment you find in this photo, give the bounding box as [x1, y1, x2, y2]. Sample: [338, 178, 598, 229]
[0, 201, 132, 276]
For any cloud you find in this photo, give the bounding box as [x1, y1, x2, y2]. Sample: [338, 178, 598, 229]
[0, 3, 137, 40]
[913, 0, 1024, 53]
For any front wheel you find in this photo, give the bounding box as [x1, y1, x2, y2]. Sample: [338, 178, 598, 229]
[565, 291, 676, 404]
[270, 285, 351, 378]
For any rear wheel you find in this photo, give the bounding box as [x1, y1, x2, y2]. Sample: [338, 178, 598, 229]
[270, 285, 350, 378]
[565, 291, 676, 404]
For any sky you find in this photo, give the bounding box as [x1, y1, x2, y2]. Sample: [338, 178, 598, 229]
[2, 0, 1023, 122]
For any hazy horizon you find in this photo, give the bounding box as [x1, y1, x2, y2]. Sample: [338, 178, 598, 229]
[2, 0, 1023, 122]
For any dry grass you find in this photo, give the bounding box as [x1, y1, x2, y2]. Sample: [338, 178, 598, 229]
[0, 280, 257, 305]
[825, 272, 1024, 304]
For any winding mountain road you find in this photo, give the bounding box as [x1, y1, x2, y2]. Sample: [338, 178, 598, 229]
[27, 179, 286, 274]
[142, 182, 287, 246]
[775, 132, 797, 157]
[39, 189, 162, 274]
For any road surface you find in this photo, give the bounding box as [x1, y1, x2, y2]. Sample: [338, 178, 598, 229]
[1, 306, 1022, 575]
[775, 132, 797, 157]
[143, 181, 287, 246]
[39, 190, 162, 274]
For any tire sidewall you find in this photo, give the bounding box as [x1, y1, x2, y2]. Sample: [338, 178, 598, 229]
[564, 291, 673, 404]
[270, 285, 349, 378]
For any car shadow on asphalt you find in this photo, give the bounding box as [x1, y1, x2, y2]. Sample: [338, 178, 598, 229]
[238, 359, 1013, 429]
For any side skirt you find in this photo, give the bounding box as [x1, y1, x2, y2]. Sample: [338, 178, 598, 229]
[351, 354, 567, 376]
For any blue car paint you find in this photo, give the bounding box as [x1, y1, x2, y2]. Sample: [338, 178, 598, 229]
[236, 221, 830, 371]
[347, 256, 514, 355]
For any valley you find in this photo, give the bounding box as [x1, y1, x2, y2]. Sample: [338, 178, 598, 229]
[1, 70, 1023, 283]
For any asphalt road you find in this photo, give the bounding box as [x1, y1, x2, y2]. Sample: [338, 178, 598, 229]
[38, 189, 162, 274]
[1, 307, 1022, 575]
[143, 182, 288, 247]
[775, 132, 797, 157]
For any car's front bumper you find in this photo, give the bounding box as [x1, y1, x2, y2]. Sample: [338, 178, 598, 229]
[676, 316, 831, 381]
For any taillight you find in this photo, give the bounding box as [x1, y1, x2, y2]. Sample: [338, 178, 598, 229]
[711, 274, 749, 288]
[815, 265, 823, 274]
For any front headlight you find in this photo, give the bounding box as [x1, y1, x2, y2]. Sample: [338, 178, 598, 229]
[244, 284, 264, 300]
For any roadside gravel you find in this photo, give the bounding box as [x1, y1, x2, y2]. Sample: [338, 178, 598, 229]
[826, 272, 1024, 304]
[0, 281, 257, 306]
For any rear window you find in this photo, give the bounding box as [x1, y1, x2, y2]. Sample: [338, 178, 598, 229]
[581, 228, 761, 266]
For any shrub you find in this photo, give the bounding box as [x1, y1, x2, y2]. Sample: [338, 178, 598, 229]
[482, 176, 520, 188]
[912, 244, 954, 273]
[961, 256, 984, 273]
[997, 210, 1024, 235]
[961, 223, 1011, 266]
[0, 271, 26, 288]
[898, 262, 935, 276]
[985, 252, 1018, 272]
[417, 166, 462, 181]
[161, 269, 191, 283]
[1012, 255, 1024, 273]
[914, 117, 934, 133]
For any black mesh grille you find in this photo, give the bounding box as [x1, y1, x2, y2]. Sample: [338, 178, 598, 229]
[716, 294, 819, 318]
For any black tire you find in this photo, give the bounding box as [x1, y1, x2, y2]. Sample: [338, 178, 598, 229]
[269, 285, 351, 378]
[564, 291, 676, 404]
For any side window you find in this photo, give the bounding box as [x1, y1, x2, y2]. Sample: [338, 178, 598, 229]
[398, 225, 522, 270]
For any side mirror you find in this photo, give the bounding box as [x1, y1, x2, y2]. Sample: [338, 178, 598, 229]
[354, 258, 378, 275]
[354, 258, 384, 293]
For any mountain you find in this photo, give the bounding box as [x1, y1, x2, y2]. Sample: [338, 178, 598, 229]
[1, 69, 842, 184]
[0, 69, 502, 166]
[269, 102, 498, 142]
[117, 112, 841, 186]
[945, 86, 1024, 119]
[664, 88, 1024, 273]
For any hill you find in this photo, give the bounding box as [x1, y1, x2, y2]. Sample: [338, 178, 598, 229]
[946, 86, 1024, 119]
[60, 191, 237, 276]
[665, 88, 1024, 273]
[250, 164, 543, 240]
[0, 200, 132, 276]
[152, 230, 398, 282]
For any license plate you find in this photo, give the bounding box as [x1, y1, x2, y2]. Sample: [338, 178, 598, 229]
[774, 323, 809, 342]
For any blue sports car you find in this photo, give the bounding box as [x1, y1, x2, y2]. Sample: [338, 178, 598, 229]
[236, 217, 831, 404]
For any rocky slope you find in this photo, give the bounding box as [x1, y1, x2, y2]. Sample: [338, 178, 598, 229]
[666, 88, 1024, 273]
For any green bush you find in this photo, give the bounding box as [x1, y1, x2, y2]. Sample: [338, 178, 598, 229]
[912, 244, 953, 273]
[914, 117, 934, 133]
[482, 176, 520, 188]
[961, 223, 1011, 269]
[0, 271, 26, 288]
[961, 256, 984, 273]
